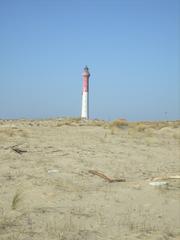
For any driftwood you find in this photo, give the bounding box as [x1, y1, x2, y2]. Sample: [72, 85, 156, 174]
[11, 147, 27, 154]
[151, 175, 180, 181]
[88, 170, 126, 183]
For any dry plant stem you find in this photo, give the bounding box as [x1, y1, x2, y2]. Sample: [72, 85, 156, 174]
[88, 170, 126, 183]
[151, 175, 180, 181]
[11, 191, 22, 210]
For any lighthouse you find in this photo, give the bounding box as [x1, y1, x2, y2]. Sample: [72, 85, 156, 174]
[81, 66, 90, 119]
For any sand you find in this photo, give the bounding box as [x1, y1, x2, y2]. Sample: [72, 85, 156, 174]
[0, 118, 180, 240]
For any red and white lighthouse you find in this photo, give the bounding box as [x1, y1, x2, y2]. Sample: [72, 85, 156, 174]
[81, 66, 90, 119]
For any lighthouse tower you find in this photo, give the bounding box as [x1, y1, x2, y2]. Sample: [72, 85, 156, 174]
[81, 66, 90, 119]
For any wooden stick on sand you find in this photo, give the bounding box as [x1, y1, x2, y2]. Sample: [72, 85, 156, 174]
[88, 170, 126, 183]
[11, 147, 27, 154]
[151, 175, 180, 181]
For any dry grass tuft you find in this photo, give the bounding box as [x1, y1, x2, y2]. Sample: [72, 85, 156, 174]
[135, 123, 147, 132]
[102, 118, 128, 135]
[128, 121, 177, 133]
[110, 119, 128, 129]
[57, 117, 82, 127]
[57, 118, 106, 128]
[106, 119, 128, 134]
[11, 191, 22, 210]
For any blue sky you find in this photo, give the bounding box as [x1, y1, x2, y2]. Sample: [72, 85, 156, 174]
[0, 0, 179, 121]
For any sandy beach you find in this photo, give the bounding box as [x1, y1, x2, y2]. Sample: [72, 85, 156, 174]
[0, 118, 180, 240]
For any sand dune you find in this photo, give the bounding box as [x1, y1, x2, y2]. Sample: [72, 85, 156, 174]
[0, 119, 180, 240]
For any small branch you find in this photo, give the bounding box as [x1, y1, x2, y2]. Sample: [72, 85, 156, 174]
[88, 170, 125, 183]
[11, 147, 27, 154]
[151, 175, 180, 181]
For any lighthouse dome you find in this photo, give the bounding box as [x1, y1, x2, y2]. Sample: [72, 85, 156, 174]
[82, 66, 90, 76]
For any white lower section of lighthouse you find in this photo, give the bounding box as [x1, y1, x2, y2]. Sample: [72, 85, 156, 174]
[81, 66, 90, 119]
[81, 92, 89, 119]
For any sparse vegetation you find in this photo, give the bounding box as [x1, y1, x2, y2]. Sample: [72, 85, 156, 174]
[0, 118, 179, 240]
[126, 121, 180, 135]
[56, 118, 105, 127]
[11, 191, 22, 210]
[110, 118, 128, 129]
[57, 117, 82, 127]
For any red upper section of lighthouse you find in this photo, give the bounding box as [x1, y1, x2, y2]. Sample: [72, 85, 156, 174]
[83, 79, 88, 92]
[82, 66, 90, 92]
